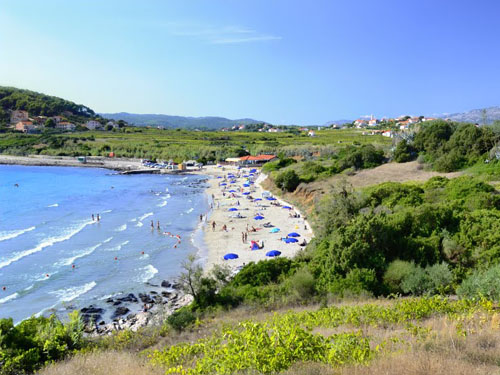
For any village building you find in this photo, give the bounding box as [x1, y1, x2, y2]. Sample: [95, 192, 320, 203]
[15, 121, 37, 133]
[10, 110, 29, 124]
[56, 121, 76, 131]
[106, 120, 119, 129]
[308, 130, 316, 137]
[239, 154, 278, 165]
[85, 120, 102, 130]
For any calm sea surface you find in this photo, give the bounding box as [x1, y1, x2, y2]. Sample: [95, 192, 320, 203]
[0, 165, 209, 322]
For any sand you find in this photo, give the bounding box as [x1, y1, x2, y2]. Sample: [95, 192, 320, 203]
[195, 165, 314, 272]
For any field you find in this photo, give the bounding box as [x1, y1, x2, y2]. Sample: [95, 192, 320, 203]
[0, 128, 391, 161]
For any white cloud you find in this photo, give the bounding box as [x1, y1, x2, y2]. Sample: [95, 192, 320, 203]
[169, 23, 281, 45]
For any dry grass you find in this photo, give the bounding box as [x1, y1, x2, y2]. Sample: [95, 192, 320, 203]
[37, 351, 163, 375]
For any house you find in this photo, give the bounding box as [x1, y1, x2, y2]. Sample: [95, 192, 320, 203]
[56, 122, 76, 131]
[239, 154, 278, 165]
[225, 157, 242, 165]
[268, 128, 282, 133]
[33, 116, 48, 125]
[106, 121, 119, 129]
[15, 121, 37, 133]
[85, 120, 102, 130]
[382, 130, 394, 138]
[51, 116, 63, 124]
[308, 130, 316, 137]
[354, 119, 368, 128]
[10, 110, 29, 124]
[368, 118, 379, 126]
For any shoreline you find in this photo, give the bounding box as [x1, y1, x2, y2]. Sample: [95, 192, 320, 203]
[3, 159, 314, 334]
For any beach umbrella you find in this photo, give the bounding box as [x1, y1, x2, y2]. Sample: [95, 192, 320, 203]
[249, 181, 255, 184]
[266, 250, 281, 257]
[251, 243, 260, 250]
[220, 183, 227, 186]
[217, 176, 223, 179]
[228, 208, 238, 211]
[270, 228, 280, 233]
[254, 198, 262, 202]
[243, 192, 250, 195]
[243, 175, 249, 177]
[223, 253, 239, 260]
[250, 169, 257, 173]
[230, 181, 236, 184]
[265, 197, 276, 201]
[254, 215, 265, 220]
[288, 232, 300, 237]
[243, 183, 250, 187]
[284, 238, 298, 243]
[229, 189, 236, 192]
[282, 206, 292, 209]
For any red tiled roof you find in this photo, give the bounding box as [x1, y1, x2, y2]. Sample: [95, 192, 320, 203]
[240, 154, 276, 161]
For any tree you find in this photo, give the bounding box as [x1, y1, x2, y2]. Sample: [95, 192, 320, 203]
[45, 118, 56, 128]
[275, 169, 300, 192]
[177, 254, 204, 303]
[393, 139, 414, 162]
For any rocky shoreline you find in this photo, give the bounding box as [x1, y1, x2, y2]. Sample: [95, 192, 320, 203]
[80, 279, 193, 336]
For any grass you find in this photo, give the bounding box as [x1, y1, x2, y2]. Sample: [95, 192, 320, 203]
[0, 128, 391, 161]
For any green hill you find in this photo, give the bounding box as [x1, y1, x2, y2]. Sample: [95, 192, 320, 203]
[0, 86, 96, 124]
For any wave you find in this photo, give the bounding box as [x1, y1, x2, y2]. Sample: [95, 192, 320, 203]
[158, 200, 167, 207]
[105, 240, 129, 252]
[47, 203, 59, 208]
[136, 221, 144, 227]
[49, 281, 97, 303]
[135, 264, 158, 283]
[0, 226, 36, 242]
[115, 223, 127, 232]
[0, 292, 19, 304]
[57, 243, 102, 266]
[103, 236, 113, 243]
[101, 209, 112, 214]
[0, 220, 92, 270]
[138, 212, 154, 221]
[185, 208, 194, 214]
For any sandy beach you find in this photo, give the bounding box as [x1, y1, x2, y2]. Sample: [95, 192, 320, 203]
[196, 165, 314, 272]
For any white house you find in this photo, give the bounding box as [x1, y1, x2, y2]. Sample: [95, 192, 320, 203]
[85, 120, 102, 130]
[56, 122, 76, 131]
[308, 130, 316, 137]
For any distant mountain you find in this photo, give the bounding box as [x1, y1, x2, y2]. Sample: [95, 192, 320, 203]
[100, 112, 266, 129]
[436, 106, 500, 124]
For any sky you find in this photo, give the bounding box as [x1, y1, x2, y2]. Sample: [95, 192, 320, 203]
[1, 0, 500, 125]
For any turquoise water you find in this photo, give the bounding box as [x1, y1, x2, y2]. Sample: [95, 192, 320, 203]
[0, 165, 209, 322]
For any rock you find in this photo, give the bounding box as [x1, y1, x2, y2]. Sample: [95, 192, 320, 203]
[112, 301, 122, 306]
[153, 295, 163, 304]
[161, 280, 172, 288]
[126, 313, 136, 320]
[139, 293, 153, 304]
[106, 298, 114, 303]
[99, 321, 105, 325]
[117, 293, 138, 303]
[171, 283, 181, 289]
[111, 306, 130, 319]
[150, 290, 158, 295]
[80, 305, 104, 315]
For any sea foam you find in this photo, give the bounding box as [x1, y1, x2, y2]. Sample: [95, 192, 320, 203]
[0, 226, 36, 242]
[49, 281, 97, 303]
[0, 221, 92, 270]
[0, 292, 19, 304]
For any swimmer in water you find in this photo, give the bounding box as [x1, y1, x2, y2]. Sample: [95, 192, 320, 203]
[157, 221, 160, 230]
[151, 220, 154, 229]
[97, 214, 100, 222]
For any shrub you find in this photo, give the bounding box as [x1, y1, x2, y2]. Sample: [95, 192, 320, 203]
[329, 268, 378, 297]
[167, 308, 197, 331]
[393, 139, 414, 162]
[401, 262, 453, 296]
[275, 169, 300, 192]
[457, 264, 500, 301]
[289, 268, 316, 300]
[383, 260, 415, 294]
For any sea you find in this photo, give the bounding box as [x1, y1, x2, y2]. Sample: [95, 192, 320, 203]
[0, 164, 209, 323]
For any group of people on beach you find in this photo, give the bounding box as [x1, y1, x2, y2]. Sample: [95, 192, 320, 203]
[91, 214, 100, 222]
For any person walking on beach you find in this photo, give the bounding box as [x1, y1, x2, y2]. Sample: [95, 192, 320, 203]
[241, 232, 245, 243]
[92, 214, 95, 221]
[96, 214, 100, 222]
[212, 221, 216, 231]
[151, 220, 154, 229]
[157, 221, 160, 230]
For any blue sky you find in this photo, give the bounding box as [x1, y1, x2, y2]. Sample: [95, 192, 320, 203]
[1, 0, 499, 125]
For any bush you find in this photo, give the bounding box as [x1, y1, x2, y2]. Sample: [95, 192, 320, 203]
[329, 268, 378, 297]
[383, 260, 415, 294]
[275, 169, 300, 192]
[289, 268, 316, 300]
[401, 262, 453, 296]
[167, 308, 197, 331]
[457, 264, 500, 301]
[393, 139, 414, 162]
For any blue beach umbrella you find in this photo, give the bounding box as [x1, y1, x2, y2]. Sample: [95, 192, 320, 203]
[266, 197, 276, 201]
[220, 183, 227, 186]
[250, 169, 257, 173]
[251, 243, 260, 250]
[254, 215, 265, 220]
[270, 228, 280, 233]
[288, 232, 300, 237]
[284, 238, 298, 243]
[254, 198, 262, 202]
[266, 250, 281, 257]
[243, 184, 250, 187]
[282, 206, 292, 210]
[228, 208, 238, 211]
[223, 253, 239, 260]
[230, 181, 236, 184]
[242, 192, 250, 195]
[229, 189, 236, 192]
[217, 176, 223, 179]
[243, 175, 249, 177]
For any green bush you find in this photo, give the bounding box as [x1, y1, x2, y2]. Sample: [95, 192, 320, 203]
[393, 139, 414, 162]
[457, 264, 500, 301]
[0, 311, 85, 375]
[167, 308, 197, 331]
[401, 262, 453, 296]
[275, 169, 300, 192]
[289, 268, 316, 300]
[329, 268, 378, 297]
[383, 260, 416, 294]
